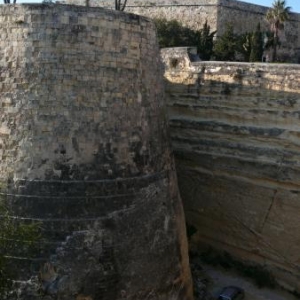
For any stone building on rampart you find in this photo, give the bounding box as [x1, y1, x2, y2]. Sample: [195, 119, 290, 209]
[66, 0, 300, 62]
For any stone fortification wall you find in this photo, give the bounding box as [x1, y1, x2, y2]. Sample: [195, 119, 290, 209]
[163, 47, 300, 292]
[66, 0, 300, 62]
[217, 0, 268, 35]
[66, 0, 219, 32]
[217, 0, 300, 61]
[0, 5, 193, 300]
[65, 0, 276, 37]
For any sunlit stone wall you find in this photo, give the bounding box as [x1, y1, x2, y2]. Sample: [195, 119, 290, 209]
[163, 47, 300, 293]
[66, 0, 300, 62]
[0, 5, 193, 300]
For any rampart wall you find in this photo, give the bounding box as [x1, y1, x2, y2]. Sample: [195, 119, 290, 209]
[67, 0, 219, 33]
[66, 0, 300, 62]
[163, 47, 300, 292]
[0, 5, 193, 300]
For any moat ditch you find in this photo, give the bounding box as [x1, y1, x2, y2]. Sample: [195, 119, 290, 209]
[190, 250, 300, 300]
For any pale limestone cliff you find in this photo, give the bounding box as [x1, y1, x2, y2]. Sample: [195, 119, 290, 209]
[163, 47, 300, 292]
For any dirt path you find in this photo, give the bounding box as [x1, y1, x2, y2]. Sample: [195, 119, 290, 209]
[203, 264, 298, 300]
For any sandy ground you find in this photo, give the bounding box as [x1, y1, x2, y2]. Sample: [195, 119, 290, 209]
[202, 264, 298, 300]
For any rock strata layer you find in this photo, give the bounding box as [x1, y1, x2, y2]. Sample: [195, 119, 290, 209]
[163, 47, 300, 292]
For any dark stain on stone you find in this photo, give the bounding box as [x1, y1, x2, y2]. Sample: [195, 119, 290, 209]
[72, 137, 79, 153]
[59, 145, 66, 155]
[221, 83, 231, 95]
[102, 218, 116, 230]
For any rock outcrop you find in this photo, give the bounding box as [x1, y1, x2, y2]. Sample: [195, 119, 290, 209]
[163, 47, 300, 292]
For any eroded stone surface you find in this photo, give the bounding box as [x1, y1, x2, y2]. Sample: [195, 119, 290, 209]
[163, 47, 300, 293]
[0, 6, 193, 300]
[66, 0, 300, 62]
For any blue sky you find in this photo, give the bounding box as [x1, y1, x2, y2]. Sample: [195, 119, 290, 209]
[14, 0, 300, 13]
[243, 0, 300, 12]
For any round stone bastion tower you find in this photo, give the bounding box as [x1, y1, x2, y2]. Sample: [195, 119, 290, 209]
[0, 4, 193, 300]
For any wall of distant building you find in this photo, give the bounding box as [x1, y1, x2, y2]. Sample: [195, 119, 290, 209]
[66, 0, 300, 62]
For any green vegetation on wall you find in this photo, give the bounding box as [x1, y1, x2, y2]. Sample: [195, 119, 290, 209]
[0, 200, 41, 297]
[154, 18, 216, 60]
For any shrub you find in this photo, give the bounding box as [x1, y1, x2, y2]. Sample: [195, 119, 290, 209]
[249, 23, 264, 62]
[213, 24, 237, 61]
[196, 20, 216, 60]
[154, 18, 216, 60]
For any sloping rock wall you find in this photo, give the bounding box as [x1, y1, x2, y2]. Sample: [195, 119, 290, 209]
[162, 47, 300, 292]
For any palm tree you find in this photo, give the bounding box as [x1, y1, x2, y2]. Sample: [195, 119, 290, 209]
[266, 0, 291, 61]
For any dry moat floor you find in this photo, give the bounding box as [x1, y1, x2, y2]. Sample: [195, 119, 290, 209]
[204, 265, 298, 300]
[190, 256, 299, 300]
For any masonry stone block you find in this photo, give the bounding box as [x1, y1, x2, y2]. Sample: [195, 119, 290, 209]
[0, 5, 193, 300]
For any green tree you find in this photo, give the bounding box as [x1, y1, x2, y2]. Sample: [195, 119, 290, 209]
[263, 31, 277, 57]
[213, 24, 237, 61]
[154, 19, 191, 48]
[0, 201, 40, 297]
[115, 0, 128, 11]
[249, 23, 264, 62]
[236, 32, 252, 62]
[196, 20, 217, 60]
[266, 0, 291, 61]
[154, 19, 216, 60]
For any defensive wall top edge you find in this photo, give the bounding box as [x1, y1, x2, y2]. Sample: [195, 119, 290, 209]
[66, 0, 300, 21]
[161, 46, 300, 68]
[72, 0, 266, 9]
[0, 3, 155, 24]
[161, 47, 300, 93]
[125, 0, 268, 11]
[68, 0, 220, 7]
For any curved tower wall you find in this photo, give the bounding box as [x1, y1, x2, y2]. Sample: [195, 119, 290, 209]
[0, 4, 193, 300]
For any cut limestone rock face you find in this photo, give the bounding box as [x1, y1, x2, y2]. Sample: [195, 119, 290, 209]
[163, 47, 300, 293]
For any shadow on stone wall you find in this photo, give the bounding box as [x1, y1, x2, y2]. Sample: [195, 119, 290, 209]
[165, 76, 300, 292]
